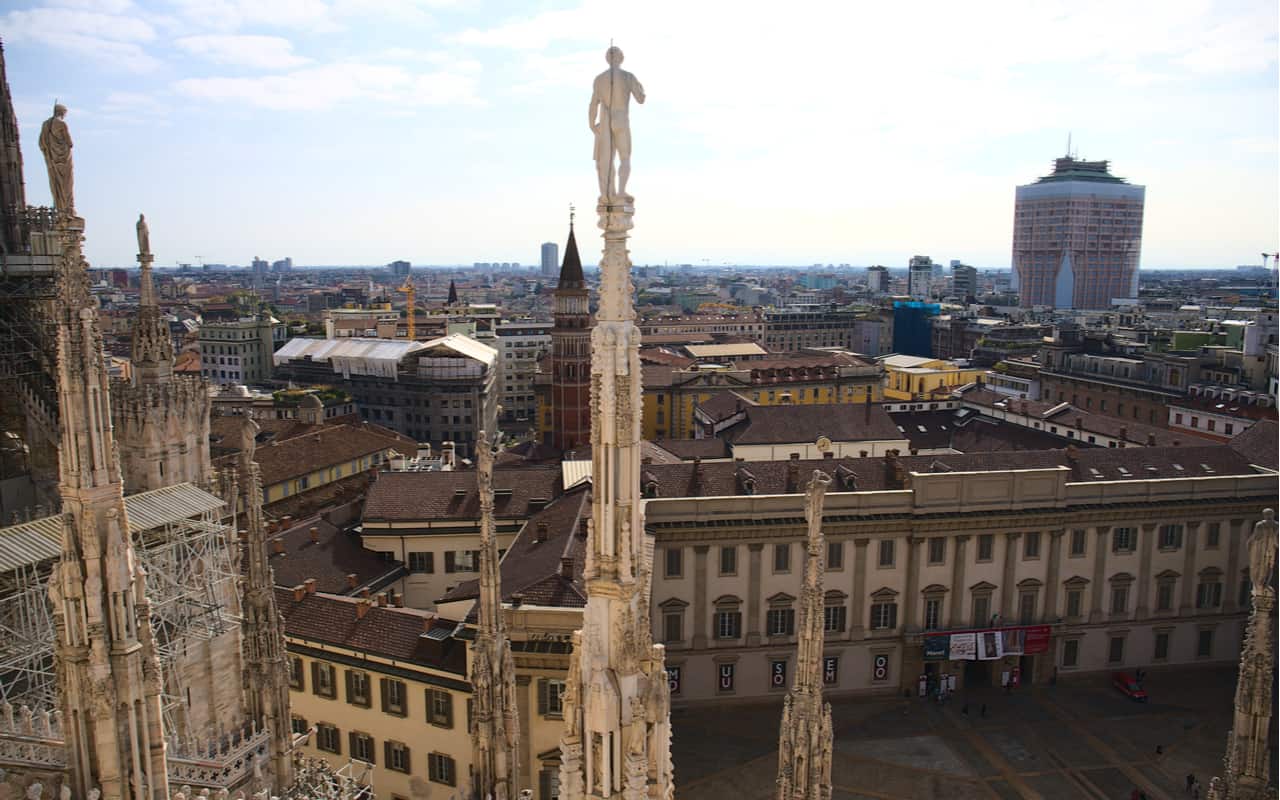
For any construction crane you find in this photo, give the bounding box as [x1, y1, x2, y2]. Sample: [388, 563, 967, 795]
[396, 278, 416, 340]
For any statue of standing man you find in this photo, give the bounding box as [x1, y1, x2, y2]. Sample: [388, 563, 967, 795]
[136, 213, 150, 257]
[38, 104, 74, 214]
[590, 46, 645, 203]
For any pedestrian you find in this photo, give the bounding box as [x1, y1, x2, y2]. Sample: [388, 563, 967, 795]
[1192, 781, 1201, 799]
[1155, 745, 1163, 756]
[980, 703, 987, 718]
[961, 703, 969, 716]
[1186, 773, 1196, 793]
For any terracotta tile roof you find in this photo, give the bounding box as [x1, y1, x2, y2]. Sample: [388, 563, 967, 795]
[891, 410, 1117, 453]
[693, 390, 755, 423]
[275, 587, 466, 675]
[638, 348, 696, 368]
[438, 486, 591, 610]
[648, 439, 731, 460]
[1170, 394, 1278, 421]
[258, 516, 404, 594]
[960, 387, 1181, 446]
[726, 403, 903, 445]
[1229, 420, 1278, 470]
[362, 466, 563, 522]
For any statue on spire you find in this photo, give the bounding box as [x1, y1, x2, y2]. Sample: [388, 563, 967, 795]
[136, 213, 150, 257]
[590, 46, 645, 203]
[38, 103, 74, 213]
[776, 470, 834, 800]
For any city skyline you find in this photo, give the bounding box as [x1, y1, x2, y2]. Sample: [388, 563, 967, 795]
[1, 0, 1276, 268]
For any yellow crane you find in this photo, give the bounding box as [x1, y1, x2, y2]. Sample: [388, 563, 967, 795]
[396, 278, 416, 340]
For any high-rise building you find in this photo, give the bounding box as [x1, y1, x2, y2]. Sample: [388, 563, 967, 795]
[540, 241, 559, 278]
[866, 265, 888, 294]
[270, 257, 292, 272]
[1012, 156, 1145, 309]
[952, 262, 978, 301]
[388, 259, 411, 277]
[908, 255, 933, 300]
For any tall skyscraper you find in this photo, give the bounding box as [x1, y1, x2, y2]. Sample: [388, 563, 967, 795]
[866, 265, 888, 294]
[1012, 156, 1145, 309]
[908, 255, 933, 300]
[540, 241, 559, 278]
[952, 262, 978, 302]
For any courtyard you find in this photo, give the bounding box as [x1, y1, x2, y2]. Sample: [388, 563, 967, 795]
[671, 664, 1265, 800]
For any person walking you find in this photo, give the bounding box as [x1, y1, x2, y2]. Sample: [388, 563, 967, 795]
[1186, 773, 1196, 793]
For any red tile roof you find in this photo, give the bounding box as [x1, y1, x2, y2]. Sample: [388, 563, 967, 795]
[362, 466, 563, 522]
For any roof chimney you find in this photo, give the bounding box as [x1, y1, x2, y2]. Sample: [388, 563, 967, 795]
[535, 522, 549, 543]
[786, 454, 800, 493]
[1075, 417, 1084, 431]
[272, 539, 285, 556]
[346, 573, 358, 589]
[1120, 426, 1128, 442]
[360, 587, 371, 598]
[1146, 433, 1156, 446]
[304, 578, 317, 594]
[292, 584, 306, 601]
[1065, 444, 1079, 463]
[560, 558, 574, 579]
[823, 451, 834, 459]
[510, 592, 524, 608]
[309, 526, 320, 544]
[376, 592, 388, 607]
[356, 598, 372, 619]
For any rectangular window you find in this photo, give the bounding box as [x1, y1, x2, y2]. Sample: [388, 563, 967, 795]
[289, 657, 305, 691]
[977, 534, 994, 562]
[972, 595, 991, 628]
[665, 547, 682, 578]
[1196, 629, 1213, 657]
[426, 689, 453, 728]
[927, 537, 945, 565]
[827, 541, 844, 570]
[1066, 589, 1083, 619]
[774, 543, 790, 573]
[1112, 527, 1135, 553]
[408, 551, 434, 573]
[450, 550, 478, 572]
[766, 608, 796, 636]
[428, 753, 456, 786]
[537, 679, 566, 717]
[1069, 529, 1087, 556]
[386, 741, 411, 774]
[1156, 582, 1174, 612]
[923, 598, 941, 630]
[1062, 638, 1079, 668]
[1111, 586, 1129, 615]
[1206, 523, 1221, 548]
[717, 663, 736, 692]
[311, 662, 336, 699]
[870, 602, 897, 630]
[1158, 524, 1183, 550]
[349, 732, 374, 764]
[290, 716, 308, 736]
[719, 546, 737, 575]
[663, 611, 683, 643]
[381, 679, 407, 717]
[715, 610, 742, 639]
[346, 670, 370, 707]
[1196, 581, 1223, 609]
[1023, 532, 1041, 559]
[1018, 591, 1037, 624]
[1154, 631, 1170, 661]
[316, 723, 341, 754]
[878, 539, 895, 568]
[823, 604, 847, 633]
[1107, 636, 1125, 664]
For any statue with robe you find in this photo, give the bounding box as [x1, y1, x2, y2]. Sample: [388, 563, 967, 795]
[589, 47, 645, 202]
[136, 214, 150, 256]
[38, 104, 74, 213]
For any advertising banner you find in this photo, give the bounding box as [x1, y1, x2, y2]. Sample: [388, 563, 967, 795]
[949, 632, 977, 660]
[1024, 625, 1051, 654]
[924, 635, 950, 661]
[1000, 628, 1025, 655]
[978, 630, 1004, 660]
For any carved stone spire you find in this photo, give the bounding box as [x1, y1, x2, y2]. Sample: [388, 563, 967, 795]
[46, 201, 170, 799]
[130, 213, 174, 384]
[559, 46, 673, 800]
[776, 470, 834, 800]
[469, 430, 521, 799]
[1208, 509, 1277, 800]
[235, 415, 295, 794]
[0, 40, 28, 254]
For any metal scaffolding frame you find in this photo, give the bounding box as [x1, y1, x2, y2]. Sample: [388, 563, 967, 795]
[0, 561, 56, 710]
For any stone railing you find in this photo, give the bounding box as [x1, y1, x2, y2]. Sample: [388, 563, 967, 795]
[0, 703, 67, 770]
[166, 722, 271, 791]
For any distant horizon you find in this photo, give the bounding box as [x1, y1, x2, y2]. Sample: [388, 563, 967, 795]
[128, 263, 1272, 273]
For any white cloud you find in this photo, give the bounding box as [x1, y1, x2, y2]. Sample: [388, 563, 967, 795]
[170, 0, 342, 33]
[174, 60, 481, 110]
[1, 5, 158, 71]
[175, 34, 311, 69]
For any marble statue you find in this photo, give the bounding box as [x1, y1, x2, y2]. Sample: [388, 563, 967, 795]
[136, 214, 150, 256]
[38, 104, 74, 212]
[589, 46, 645, 202]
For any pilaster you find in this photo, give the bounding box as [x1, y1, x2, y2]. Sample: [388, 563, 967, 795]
[1224, 518, 1245, 614]
[1044, 530, 1064, 620]
[1089, 526, 1109, 623]
[1179, 521, 1200, 614]
[903, 536, 921, 631]
[747, 543, 763, 647]
[1136, 523, 1156, 620]
[693, 545, 709, 649]
[850, 539, 868, 640]
[1000, 532, 1021, 621]
[947, 535, 968, 629]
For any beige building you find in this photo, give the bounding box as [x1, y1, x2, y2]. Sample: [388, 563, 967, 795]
[642, 423, 1277, 703]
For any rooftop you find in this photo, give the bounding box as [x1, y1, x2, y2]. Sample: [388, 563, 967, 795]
[1034, 156, 1128, 185]
[362, 465, 563, 523]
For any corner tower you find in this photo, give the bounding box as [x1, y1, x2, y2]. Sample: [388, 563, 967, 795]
[549, 217, 592, 451]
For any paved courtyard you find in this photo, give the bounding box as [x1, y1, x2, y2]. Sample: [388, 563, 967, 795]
[671, 665, 1264, 800]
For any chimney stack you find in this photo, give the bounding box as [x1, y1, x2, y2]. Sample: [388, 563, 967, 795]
[535, 522, 549, 543]
[309, 526, 320, 544]
[356, 598, 372, 619]
[346, 573, 358, 589]
[786, 453, 800, 493]
[376, 592, 388, 607]
[1146, 433, 1156, 446]
[292, 584, 306, 601]
[1065, 444, 1079, 463]
[560, 558, 574, 579]
[272, 539, 285, 556]
[304, 578, 317, 594]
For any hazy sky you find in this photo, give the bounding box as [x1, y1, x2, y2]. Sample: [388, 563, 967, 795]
[2, 0, 1276, 269]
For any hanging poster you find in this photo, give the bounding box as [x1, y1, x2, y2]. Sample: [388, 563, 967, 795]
[1000, 628, 1025, 655]
[949, 632, 977, 660]
[978, 630, 1004, 660]
[1024, 625, 1052, 654]
[924, 635, 950, 661]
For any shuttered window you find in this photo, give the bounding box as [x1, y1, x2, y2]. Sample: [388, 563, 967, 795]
[381, 678, 407, 716]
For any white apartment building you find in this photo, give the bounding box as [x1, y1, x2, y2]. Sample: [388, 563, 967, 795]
[496, 320, 552, 423]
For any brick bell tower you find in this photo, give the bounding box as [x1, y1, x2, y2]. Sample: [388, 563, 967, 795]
[549, 215, 592, 451]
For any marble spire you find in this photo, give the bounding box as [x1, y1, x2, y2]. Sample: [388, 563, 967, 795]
[776, 470, 834, 800]
[559, 45, 673, 800]
[469, 429, 521, 800]
[235, 415, 296, 794]
[1208, 509, 1277, 800]
[130, 213, 174, 384]
[43, 137, 170, 800]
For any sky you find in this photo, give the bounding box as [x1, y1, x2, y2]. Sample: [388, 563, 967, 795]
[1, 0, 1277, 269]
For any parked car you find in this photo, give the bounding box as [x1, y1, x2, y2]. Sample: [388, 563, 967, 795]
[1112, 671, 1149, 702]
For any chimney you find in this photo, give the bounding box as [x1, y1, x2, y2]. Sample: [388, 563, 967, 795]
[1173, 439, 1180, 447]
[1075, 417, 1084, 431]
[1065, 444, 1079, 463]
[360, 587, 371, 598]
[1120, 426, 1128, 443]
[309, 526, 320, 544]
[535, 522, 549, 543]
[864, 387, 872, 422]
[271, 539, 285, 556]
[304, 578, 317, 594]
[392, 591, 403, 607]
[356, 598, 372, 619]
[346, 573, 358, 589]
[689, 457, 703, 495]
[282, 515, 294, 528]
[786, 453, 800, 493]
[560, 557, 574, 578]
[376, 592, 388, 607]
[1146, 433, 1156, 446]
[510, 592, 524, 608]
[292, 584, 306, 601]
[823, 451, 834, 459]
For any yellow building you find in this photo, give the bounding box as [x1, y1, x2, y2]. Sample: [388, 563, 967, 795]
[641, 354, 884, 440]
[880, 354, 986, 401]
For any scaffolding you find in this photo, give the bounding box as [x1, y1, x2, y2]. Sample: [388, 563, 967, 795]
[0, 483, 242, 740]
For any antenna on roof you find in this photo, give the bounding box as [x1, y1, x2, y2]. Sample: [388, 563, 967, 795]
[1066, 131, 1072, 159]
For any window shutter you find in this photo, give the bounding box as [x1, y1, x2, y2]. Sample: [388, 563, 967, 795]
[445, 551, 456, 573]
[402, 745, 411, 776]
[310, 662, 320, 696]
[380, 678, 389, 712]
[344, 670, 354, 703]
[366, 736, 375, 765]
[537, 678, 549, 715]
[539, 770, 551, 800]
[425, 551, 435, 573]
[348, 732, 357, 759]
[442, 693, 453, 728]
[383, 741, 391, 768]
[471, 550, 480, 570]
